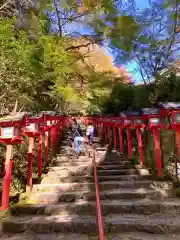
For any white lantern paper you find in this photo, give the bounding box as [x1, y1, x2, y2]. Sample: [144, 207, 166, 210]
[1, 127, 13, 138]
[124, 119, 132, 124]
[24, 122, 39, 132]
[134, 119, 144, 125]
[174, 113, 180, 123]
[47, 120, 51, 126]
[150, 118, 161, 124]
[1, 126, 20, 139]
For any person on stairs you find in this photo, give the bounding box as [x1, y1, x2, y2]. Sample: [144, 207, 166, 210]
[86, 122, 95, 145]
[70, 118, 84, 157]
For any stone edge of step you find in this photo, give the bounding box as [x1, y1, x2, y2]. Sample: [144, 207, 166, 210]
[2, 213, 180, 234]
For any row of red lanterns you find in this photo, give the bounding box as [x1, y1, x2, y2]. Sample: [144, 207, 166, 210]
[0, 111, 70, 210]
[82, 103, 180, 179]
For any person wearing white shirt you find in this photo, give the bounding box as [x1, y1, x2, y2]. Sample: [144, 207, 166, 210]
[86, 122, 94, 145]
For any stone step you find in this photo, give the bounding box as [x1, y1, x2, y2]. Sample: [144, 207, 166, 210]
[102, 160, 132, 165]
[107, 233, 180, 240]
[0, 233, 93, 240]
[49, 161, 94, 168]
[26, 188, 171, 204]
[10, 199, 180, 216]
[97, 164, 132, 170]
[3, 213, 180, 234]
[55, 156, 94, 163]
[52, 159, 130, 166]
[1, 232, 180, 240]
[97, 169, 137, 175]
[45, 166, 93, 176]
[44, 168, 137, 178]
[104, 155, 128, 160]
[41, 174, 152, 184]
[32, 181, 173, 192]
[47, 164, 133, 172]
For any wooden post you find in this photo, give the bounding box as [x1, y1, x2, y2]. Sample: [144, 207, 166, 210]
[37, 134, 43, 177]
[1, 144, 13, 210]
[26, 137, 34, 192]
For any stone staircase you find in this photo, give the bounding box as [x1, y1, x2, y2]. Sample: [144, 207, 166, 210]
[1, 140, 180, 239]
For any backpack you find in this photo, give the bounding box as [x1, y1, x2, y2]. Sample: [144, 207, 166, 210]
[72, 123, 83, 137]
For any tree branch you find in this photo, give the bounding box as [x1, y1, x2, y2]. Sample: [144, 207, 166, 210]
[165, 0, 180, 59]
[53, 0, 63, 37]
[66, 39, 103, 51]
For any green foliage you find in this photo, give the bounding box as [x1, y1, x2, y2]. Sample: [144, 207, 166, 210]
[102, 74, 180, 115]
[0, 18, 90, 113]
[130, 156, 140, 165]
[112, 0, 180, 81]
[101, 82, 135, 114]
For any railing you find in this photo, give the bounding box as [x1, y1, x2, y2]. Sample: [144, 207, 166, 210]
[92, 148, 105, 240]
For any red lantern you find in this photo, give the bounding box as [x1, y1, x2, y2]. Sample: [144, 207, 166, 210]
[142, 108, 163, 177]
[0, 113, 26, 210]
[0, 113, 26, 145]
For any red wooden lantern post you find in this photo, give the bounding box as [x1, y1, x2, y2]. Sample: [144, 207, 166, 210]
[111, 119, 119, 150]
[0, 113, 26, 210]
[131, 117, 146, 165]
[56, 114, 63, 143]
[102, 117, 108, 142]
[108, 122, 111, 145]
[113, 121, 117, 150]
[99, 117, 104, 140]
[118, 119, 124, 154]
[48, 113, 66, 155]
[104, 120, 107, 142]
[158, 102, 180, 162]
[55, 114, 67, 148]
[96, 116, 101, 137]
[97, 117, 102, 137]
[93, 116, 100, 136]
[101, 119, 106, 142]
[43, 111, 57, 165]
[125, 121, 133, 159]
[101, 118, 105, 142]
[23, 113, 43, 192]
[142, 108, 164, 178]
[104, 118, 111, 144]
[120, 113, 133, 159]
[168, 109, 180, 162]
[48, 116, 58, 155]
[38, 113, 48, 177]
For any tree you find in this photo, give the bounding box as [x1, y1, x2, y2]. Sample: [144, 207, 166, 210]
[112, 0, 180, 83]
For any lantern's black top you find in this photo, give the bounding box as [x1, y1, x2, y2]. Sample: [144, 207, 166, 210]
[0, 112, 26, 123]
[158, 102, 180, 110]
[56, 112, 64, 116]
[41, 111, 57, 116]
[120, 111, 142, 117]
[141, 108, 160, 115]
[26, 112, 44, 119]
